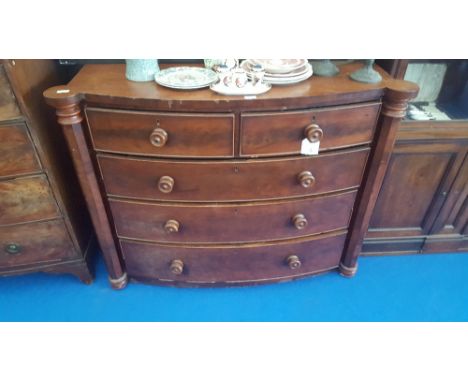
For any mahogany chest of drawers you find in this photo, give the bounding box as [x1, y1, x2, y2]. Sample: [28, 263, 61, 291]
[1, 60, 94, 283]
[44, 63, 418, 288]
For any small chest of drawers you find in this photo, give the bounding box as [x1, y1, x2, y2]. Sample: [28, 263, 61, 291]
[45, 63, 418, 288]
[1, 60, 94, 283]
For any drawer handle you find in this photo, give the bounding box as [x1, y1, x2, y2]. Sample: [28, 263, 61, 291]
[164, 219, 180, 233]
[297, 171, 315, 188]
[170, 259, 184, 275]
[304, 124, 323, 143]
[149, 127, 168, 147]
[286, 255, 302, 270]
[158, 176, 174, 193]
[4, 243, 22, 255]
[292, 214, 308, 230]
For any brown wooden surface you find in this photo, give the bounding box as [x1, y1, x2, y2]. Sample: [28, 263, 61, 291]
[121, 230, 347, 285]
[86, 107, 235, 158]
[0, 122, 42, 178]
[425, 150, 467, 237]
[364, 119, 467, 255]
[57, 107, 126, 283]
[0, 175, 60, 225]
[0, 219, 77, 268]
[4, 60, 93, 257]
[1, 59, 94, 283]
[109, 190, 357, 244]
[98, 148, 369, 202]
[65, 63, 417, 112]
[340, 88, 418, 273]
[0, 64, 21, 121]
[367, 141, 466, 239]
[240, 102, 380, 157]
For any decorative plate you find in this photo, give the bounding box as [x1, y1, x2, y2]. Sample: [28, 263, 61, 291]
[263, 64, 313, 85]
[249, 59, 308, 74]
[241, 60, 310, 78]
[155, 67, 218, 89]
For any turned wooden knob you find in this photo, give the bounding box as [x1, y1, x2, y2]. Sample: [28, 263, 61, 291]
[170, 259, 184, 275]
[286, 255, 302, 270]
[164, 219, 180, 233]
[292, 214, 308, 230]
[304, 124, 323, 143]
[297, 171, 315, 188]
[149, 127, 168, 147]
[158, 176, 174, 193]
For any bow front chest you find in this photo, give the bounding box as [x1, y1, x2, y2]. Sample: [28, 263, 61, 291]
[44, 63, 418, 289]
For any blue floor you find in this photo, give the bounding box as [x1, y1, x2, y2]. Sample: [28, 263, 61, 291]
[0, 252, 467, 321]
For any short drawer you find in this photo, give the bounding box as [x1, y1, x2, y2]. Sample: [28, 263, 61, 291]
[121, 231, 347, 285]
[98, 147, 369, 202]
[0, 175, 60, 225]
[110, 190, 357, 244]
[240, 102, 380, 157]
[0, 123, 41, 178]
[86, 108, 235, 158]
[0, 220, 76, 268]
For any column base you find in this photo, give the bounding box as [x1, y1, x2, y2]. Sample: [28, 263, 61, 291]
[339, 262, 358, 278]
[109, 272, 128, 290]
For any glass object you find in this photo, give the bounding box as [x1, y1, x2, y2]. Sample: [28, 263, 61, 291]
[125, 59, 159, 82]
[349, 59, 382, 84]
[404, 60, 468, 121]
[312, 59, 339, 77]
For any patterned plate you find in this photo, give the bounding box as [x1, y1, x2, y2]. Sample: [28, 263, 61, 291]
[155, 67, 218, 89]
[249, 59, 308, 74]
[242, 60, 310, 78]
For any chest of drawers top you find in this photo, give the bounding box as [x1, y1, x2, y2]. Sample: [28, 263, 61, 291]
[51, 62, 416, 113]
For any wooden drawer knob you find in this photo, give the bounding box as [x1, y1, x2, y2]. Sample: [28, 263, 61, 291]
[297, 171, 315, 188]
[164, 219, 180, 233]
[158, 176, 174, 193]
[170, 259, 184, 275]
[4, 243, 22, 255]
[304, 124, 323, 143]
[286, 255, 302, 270]
[149, 127, 168, 147]
[292, 214, 308, 230]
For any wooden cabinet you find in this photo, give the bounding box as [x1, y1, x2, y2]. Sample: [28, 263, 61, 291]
[0, 60, 94, 283]
[44, 62, 417, 288]
[364, 60, 468, 255]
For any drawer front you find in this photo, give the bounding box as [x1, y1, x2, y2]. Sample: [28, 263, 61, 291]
[98, 147, 369, 202]
[0, 220, 76, 268]
[0, 64, 21, 121]
[86, 108, 235, 158]
[0, 123, 41, 177]
[240, 102, 380, 157]
[0, 175, 60, 225]
[110, 190, 357, 244]
[121, 231, 347, 284]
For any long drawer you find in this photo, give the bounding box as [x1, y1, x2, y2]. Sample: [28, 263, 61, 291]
[98, 147, 369, 202]
[0, 219, 76, 268]
[0, 122, 41, 178]
[86, 108, 235, 158]
[110, 190, 357, 244]
[240, 102, 380, 157]
[0, 175, 60, 225]
[121, 231, 347, 284]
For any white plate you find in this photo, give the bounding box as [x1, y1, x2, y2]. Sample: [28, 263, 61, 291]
[242, 60, 310, 78]
[155, 67, 218, 89]
[263, 64, 313, 85]
[249, 59, 308, 74]
[210, 82, 272, 96]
